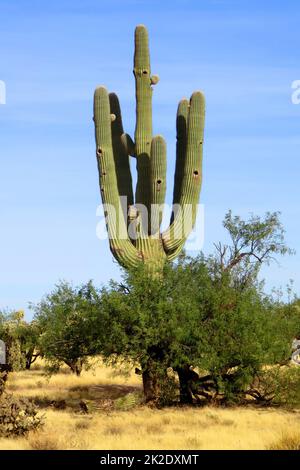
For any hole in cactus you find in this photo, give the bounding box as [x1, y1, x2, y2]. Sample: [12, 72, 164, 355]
[157, 179, 162, 184]
[143, 70, 148, 74]
[193, 170, 199, 177]
[97, 147, 103, 156]
[102, 172, 106, 176]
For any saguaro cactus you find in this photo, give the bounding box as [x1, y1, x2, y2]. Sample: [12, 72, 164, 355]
[94, 25, 205, 272]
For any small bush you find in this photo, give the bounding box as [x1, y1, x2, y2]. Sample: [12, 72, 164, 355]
[0, 370, 9, 397]
[254, 366, 300, 408]
[268, 433, 300, 450]
[0, 394, 43, 437]
[28, 433, 60, 450]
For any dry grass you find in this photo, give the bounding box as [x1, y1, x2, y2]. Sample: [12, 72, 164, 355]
[268, 432, 300, 450]
[6, 358, 141, 414]
[0, 360, 299, 450]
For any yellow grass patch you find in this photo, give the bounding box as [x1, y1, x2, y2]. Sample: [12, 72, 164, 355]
[0, 360, 299, 450]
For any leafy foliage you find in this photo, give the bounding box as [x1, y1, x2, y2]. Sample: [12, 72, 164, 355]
[212, 211, 293, 290]
[31, 281, 100, 375]
[92, 211, 299, 404]
[95, 257, 299, 403]
[255, 366, 300, 408]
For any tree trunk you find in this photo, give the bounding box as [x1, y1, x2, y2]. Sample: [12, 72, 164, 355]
[25, 347, 35, 370]
[176, 365, 195, 404]
[74, 361, 82, 376]
[66, 359, 83, 376]
[142, 370, 159, 404]
[141, 358, 164, 405]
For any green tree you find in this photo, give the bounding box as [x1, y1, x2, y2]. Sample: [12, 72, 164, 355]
[18, 321, 41, 370]
[31, 281, 100, 375]
[94, 212, 298, 404]
[211, 210, 293, 289]
[96, 259, 299, 405]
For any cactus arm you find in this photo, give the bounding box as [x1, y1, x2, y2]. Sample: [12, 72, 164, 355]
[94, 86, 140, 267]
[162, 91, 205, 254]
[150, 135, 167, 235]
[109, 93, 134, 217]
[121, 133, 135, 157]
[134, 24, 153, 213]
[172, 99, 189, 208]
[165, 243, 186, 262]
[164, 99, 189, 259]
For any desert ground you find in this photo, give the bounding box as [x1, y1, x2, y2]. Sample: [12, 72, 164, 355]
[1, 360, 299, 450]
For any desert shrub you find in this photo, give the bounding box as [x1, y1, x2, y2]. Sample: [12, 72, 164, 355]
[0, 367, 10, 396]
[254, 366, 300, 408]
[0, 310, 26, 371]
[268, 433, 300, 450]
[0, 394, 44, 437]
[28, 433, 60, 450]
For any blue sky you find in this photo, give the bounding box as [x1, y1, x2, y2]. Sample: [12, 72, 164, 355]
[0, 0, 299, 319]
